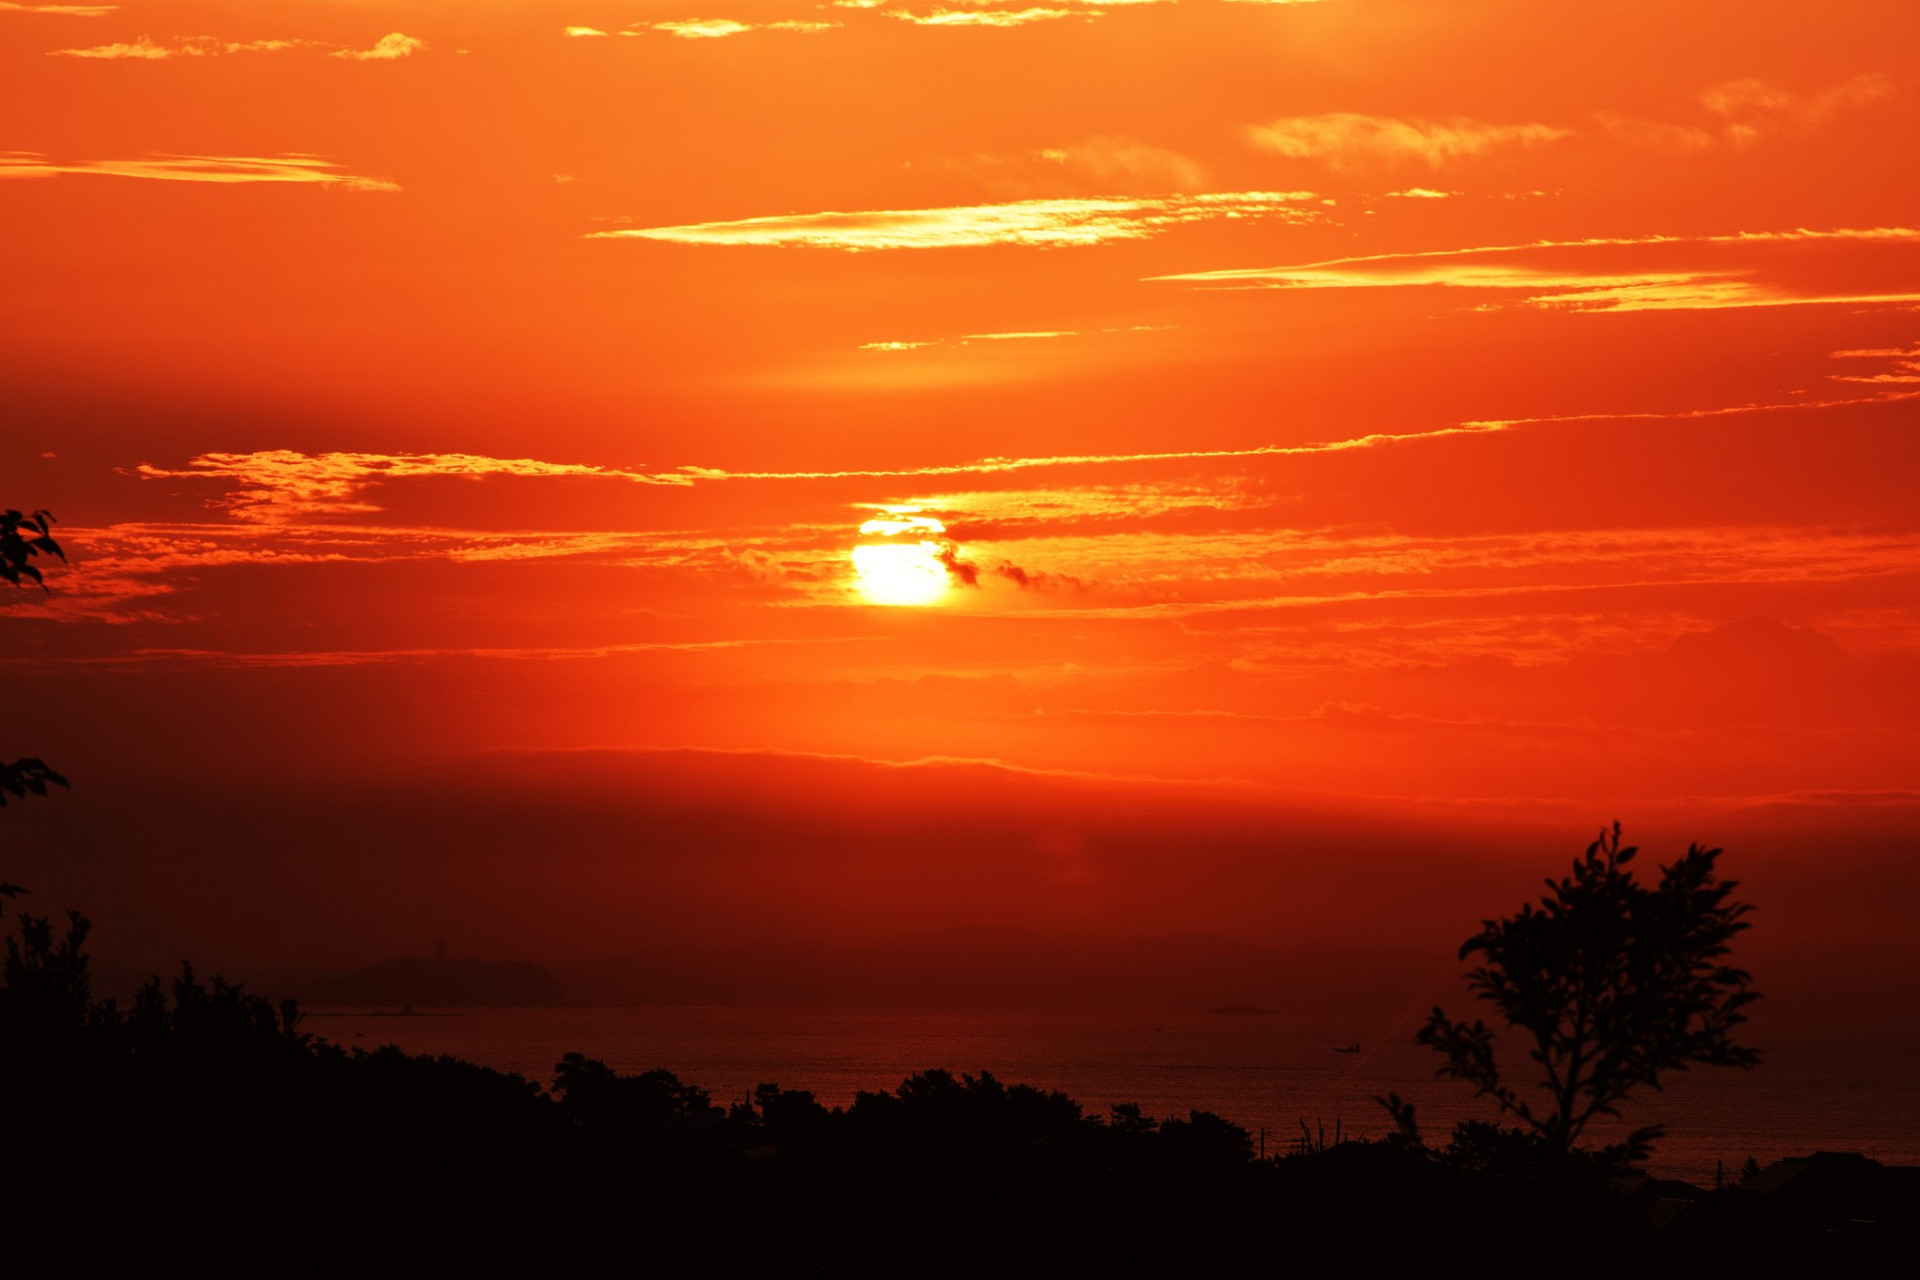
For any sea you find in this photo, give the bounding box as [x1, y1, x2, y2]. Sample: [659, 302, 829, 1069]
[304, 1005, 1920, 1186]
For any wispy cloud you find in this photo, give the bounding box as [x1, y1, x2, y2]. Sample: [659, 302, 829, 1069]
[1533, 281, 1920, 315]
[887, 7, 1084, 26]
[1246, 113, 1569, 168]
[570, 17, 840, 39]
[700, 386, 1920, 489]
[1037, 137, 1210, 191]
[590, 190, 1317, 250]
[1168, 259, 1732, 303]
[872, 478, 1274, 538]
[137, 428, 1516, 535]
[1245, 74, 1893, 168]
[331, 32, 424, 60]
[652, 18, 753, 37]
[0, 151, 399, 191]
[925, 136, 1211, 202]
[135, 382, 1920, 534]
[1831, 342, 1920, 385]
[859, 323, 1170, 351]
[0, 1, 116, 12]
[1599, 73, 1895, 153]
[648, 17, 839, 37]
[1700, 72, 1893, 146]
[52, 35, 313, 58]
[1591, 114, 1718, 153]
[50, 31, 423, 60]
[135, 450, 694, 522]
[1152, 226, 1920, 313]
[50, 33, 167, 57]
[684, 424, 1517, 483]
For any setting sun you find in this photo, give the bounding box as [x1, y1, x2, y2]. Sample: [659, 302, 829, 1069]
[853, 512, 953, 605]
[853, 541, 950, 606]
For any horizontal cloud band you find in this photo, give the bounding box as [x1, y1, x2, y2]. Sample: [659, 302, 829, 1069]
[0, 151, 398, 190]
[1153, 226, 1920, 312]
[588, 190, 1318, 250]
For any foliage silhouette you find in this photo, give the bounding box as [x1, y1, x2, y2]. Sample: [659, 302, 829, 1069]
[4, 898, 1911, 1277]
[1, 508, 63, 591]
[1, 909, 92, 1034]
[554, 1051, 724, 1131]
[3, 505, 69, 909]
[1383, 823, 1759, 1168]
[0, 758, 67, 813]
[0, 758, 68, 909]
[0, 757, 68, 905]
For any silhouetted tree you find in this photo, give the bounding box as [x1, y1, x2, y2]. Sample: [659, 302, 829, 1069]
[1385, 823, 1759, 1166]
[553, 1052, 724, 1131]
[1159, 1108, 1256, 1163]
[1, 909, 92, 1034]
[1109, 1101, 1158, 1138]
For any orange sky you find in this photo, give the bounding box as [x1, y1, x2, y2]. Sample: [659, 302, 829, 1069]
[4, 1, 1918, 990]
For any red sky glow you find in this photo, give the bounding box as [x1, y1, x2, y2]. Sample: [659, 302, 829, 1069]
[5, 1, 1917, 1013]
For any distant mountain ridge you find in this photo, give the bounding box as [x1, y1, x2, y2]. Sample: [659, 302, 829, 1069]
[298, 957, 564, 1007]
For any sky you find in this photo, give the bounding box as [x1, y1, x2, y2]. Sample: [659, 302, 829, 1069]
[3, 1, 1918, 1013]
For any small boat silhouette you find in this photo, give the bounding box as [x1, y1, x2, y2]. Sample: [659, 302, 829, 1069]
[1333, 1043, 1360, 1054]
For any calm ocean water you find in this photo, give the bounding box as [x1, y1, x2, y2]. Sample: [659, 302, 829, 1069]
[305, 1006, 1920, 1186]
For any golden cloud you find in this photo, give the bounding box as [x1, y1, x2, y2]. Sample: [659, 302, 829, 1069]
[0, 151, 399, 190]
[135, 450, 697, 522]
[887, 7, 1084, 25]
[1246, 113, 1570, 168]
[52, 35, 313, 58]
[1152, 226, 1920, 313]
[859, 324, 1170, 351]
[653, 18, 753, 37]
[1830, 343, 1920, 386]
[590, 190, 1317, 250]
[331, 32, 425, 60]
[50, 31, 422, 60]
[647, 18, 839, 37]
[0, 1, 117, 12]
[1598, 73, 1894, 153]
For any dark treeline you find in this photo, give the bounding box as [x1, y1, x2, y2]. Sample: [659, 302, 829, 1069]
[4, 915, 1915, 1276]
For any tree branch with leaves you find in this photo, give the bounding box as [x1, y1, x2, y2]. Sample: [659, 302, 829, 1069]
[3, 507, 70, 909]
[2, 509, 64, 591]
[1382, 823, 1759, 1168]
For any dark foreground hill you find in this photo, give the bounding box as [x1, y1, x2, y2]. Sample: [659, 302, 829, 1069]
[4, 962, 1915, 1277]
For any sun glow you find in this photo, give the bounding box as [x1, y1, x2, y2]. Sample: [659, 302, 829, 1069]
[854, 513, 951, 605]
